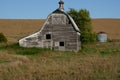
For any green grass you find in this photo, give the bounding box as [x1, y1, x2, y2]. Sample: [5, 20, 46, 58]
[0, 43, 52, 55]
[0, 60, 10, 64]
[0, 42, 120, 56]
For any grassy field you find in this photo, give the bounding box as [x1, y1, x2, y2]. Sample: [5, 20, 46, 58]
[0, 19, 120, 80]
[0, 42, 120, 80]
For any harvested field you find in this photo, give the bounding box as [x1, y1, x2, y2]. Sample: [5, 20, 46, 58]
[92, 19, 120, 40]
[0, 19, 45, 43]
[0, 19, 120, 43]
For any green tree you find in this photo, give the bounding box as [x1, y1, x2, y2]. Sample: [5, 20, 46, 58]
[0, 33, 7, 43]
[67, 8, 96, 43]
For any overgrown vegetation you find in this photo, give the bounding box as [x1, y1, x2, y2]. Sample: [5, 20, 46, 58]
[0, 42, 120, 80]
[0, 33, 7, 43]
[0, 43, 51, 55]
[67, 9, 97, 43]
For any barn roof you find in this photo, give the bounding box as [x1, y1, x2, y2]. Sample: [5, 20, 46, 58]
[50, 0, 80, 33]
[52, 9, 80, 33]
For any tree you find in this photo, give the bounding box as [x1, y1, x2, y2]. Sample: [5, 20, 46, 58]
[0, 33, 7, 43]
[67, 8, 96, 43]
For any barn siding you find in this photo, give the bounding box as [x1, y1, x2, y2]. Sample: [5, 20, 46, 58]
[19, 12, 80, 51]
[37, 13, 80, 51]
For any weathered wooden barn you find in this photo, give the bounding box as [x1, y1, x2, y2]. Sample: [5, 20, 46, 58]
[19, 0, 81, 51]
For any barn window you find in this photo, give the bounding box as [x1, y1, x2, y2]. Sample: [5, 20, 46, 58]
[59, 42, 64, 46]
[46, 34, 51, 39]
[68, 20, 71, 24]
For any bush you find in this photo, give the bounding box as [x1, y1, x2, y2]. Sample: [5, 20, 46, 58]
[67, 9, 97, 43]
[0, 33, 7, 43]
[81, 32, 97, 43]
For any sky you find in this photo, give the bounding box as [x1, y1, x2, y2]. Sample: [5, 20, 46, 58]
[0, 0, 120, 19]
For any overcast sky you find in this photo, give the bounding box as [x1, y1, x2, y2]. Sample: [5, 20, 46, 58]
[0, 0, 120, 19]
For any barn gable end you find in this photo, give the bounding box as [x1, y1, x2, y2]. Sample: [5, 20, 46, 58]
[19, 0, 81, 51]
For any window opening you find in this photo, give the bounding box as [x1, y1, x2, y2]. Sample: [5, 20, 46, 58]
[69, 20, 71, 24]
[46, 34, 51, 39]
[59, 42, 64, 46]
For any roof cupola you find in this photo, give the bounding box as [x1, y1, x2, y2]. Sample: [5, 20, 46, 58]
[58, 0, 64, 11]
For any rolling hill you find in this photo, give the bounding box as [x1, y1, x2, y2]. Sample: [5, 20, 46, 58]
[92, 19, 120, 40]
[0, 19, 120, 43]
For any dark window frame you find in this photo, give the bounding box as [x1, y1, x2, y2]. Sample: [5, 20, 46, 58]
[46, 34, 51, 39]
[59, 42, 64, 46]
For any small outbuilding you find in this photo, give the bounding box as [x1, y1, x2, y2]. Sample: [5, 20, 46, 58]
[97, 32, 107, 42]
[19, 0, 81, 51]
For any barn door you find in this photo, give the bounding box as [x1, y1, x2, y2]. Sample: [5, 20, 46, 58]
[59, 41, 65, 51]
[42, 40, 53, 50]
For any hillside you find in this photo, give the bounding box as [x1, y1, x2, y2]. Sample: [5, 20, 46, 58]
[0, 19, 45, 43]
[0, 19, 120, 43]
[92, 19, 120, 40]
